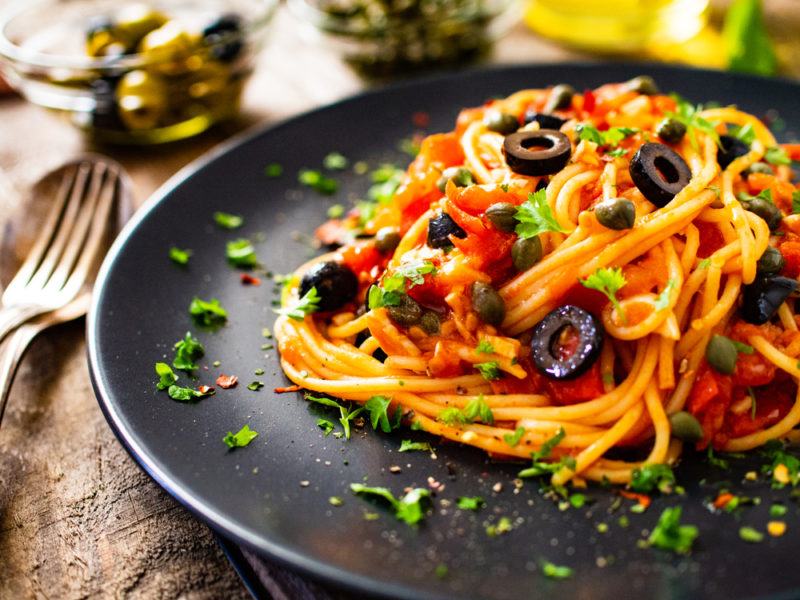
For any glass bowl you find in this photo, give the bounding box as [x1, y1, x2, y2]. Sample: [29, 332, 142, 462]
[0, 0, 277, 144]
[287, 0, 520, 78]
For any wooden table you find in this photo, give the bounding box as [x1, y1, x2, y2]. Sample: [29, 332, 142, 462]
[0, 3, 796, 597]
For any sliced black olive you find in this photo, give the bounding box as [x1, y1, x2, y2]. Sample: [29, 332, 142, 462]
[655, 118, 686, 144]
[741, 275, 797, 324]
[485, 202, 518, 232]
[388, 294, 422, 327]
[503, 129, 572, 176]
[427, 212, 466, 248]
[203, 13, 243, 61]
[531, 305, 603, 380]
[595, 198, 635, 230]
[717, 134, 750, 170]
[437, 166, 473, 193]
[743, 198, 782, 231]
[523, 112, 566, 131]
[757, 247, 785, 275]
[299, 261, 358, 312]
[543, 84, 576, 113]
[625, 75, 659, 95]
[375, 227, 401, 253]
[629, 142, 691, 207]
[486, 112, 519, 135]
[471, 281, 505, 326]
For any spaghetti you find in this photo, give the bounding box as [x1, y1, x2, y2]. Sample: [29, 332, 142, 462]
[275, 77, 800, 486]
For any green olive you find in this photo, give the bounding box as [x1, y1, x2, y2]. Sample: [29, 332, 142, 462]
[656, 118, 687, 144]
[116, 4, 168, 47]
[420, 311, 441, 334]
[485, 202, 518, 232]
[116, 69, 168, 130]
[388, 294, 422, 327]
[757, 246, 785, 275]
[625, 75, 659, 95]
[437, 166, 473, 193]
[512, 236, 542, 272]
[138, 21, 197, 75]
[669, 411, 704, 442]
[746, 162, 773, 176]
[471, 281, 505, 326]
[375, 227, 401, 253]
[485, 112, 519, 135]
[86, 17, 128, 57]
[543, 83, 576, 113]
[706, 334, 738, 375]
[743, 198, 782, 231]
[595, 198, 636, 230]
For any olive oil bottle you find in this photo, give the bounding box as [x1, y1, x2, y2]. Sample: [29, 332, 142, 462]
[524, 0, 710, 54]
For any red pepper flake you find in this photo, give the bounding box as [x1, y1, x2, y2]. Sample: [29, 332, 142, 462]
[216, 374, 238, 389]
[240, 273, 261, 286]
[620, 490, 651, 510]
[198, 385, 215, 395]
[274, 384, 302, 393]
[412, 111, 430, 128]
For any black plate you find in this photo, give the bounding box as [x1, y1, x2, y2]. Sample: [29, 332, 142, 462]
[88, 63, 800, 600]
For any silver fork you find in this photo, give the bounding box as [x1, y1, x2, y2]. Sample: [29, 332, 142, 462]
[0, 159, 119, 344]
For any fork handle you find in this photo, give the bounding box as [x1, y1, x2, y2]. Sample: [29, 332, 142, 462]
[0, 324, 38, 429]
[0, 305, 44, 345]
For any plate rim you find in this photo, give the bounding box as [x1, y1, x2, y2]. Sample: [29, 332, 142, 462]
[86, 61, 800, 600]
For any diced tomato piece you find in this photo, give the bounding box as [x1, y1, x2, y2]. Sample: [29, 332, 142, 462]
[779, 239, 800, 278]
[544, 361, 605, 406]
[695, 221, 726, 258]
[340, 243, 385, 277]
[582, 89, 596, 114]
[687, 363, 733, 449]
[724, 378, 795, 438]
[732, 352, 776, 387]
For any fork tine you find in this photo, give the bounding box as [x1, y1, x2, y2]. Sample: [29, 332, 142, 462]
[3, 164, 78, 297]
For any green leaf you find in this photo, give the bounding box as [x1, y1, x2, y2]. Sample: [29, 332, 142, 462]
[169, 247, 192, 265]
[475, 340, 495, 354]
[485, 516, 513, 537]
[654, 279, 676, 311]
[189, 297, 228, 329]
[761, 440, 800, 488]
[264, 163, 283, 178]
[463, 394, 495, 424]
[456, 496, 485, 511]
[298, 169, 338, 195]
[723, 0, 778, 77]
[350, 483, 431, 525]
[580, 267, 627, 317]
[630, 464, 676, 494]
[792, 191, 800, 215]
[323, 152, 348, 170]
[475, 362, 502, 381]
[541, 561, 573, 580]
[647, 506, 698, 554]
[167, 384, 215, 402]
[327, 204, 345, 219]
[226, 238, 258, 269]
[213, 211, 243, 230]
[728, 123, 756, 145]
[155, 362, 177, 390]
[172, 331, 205, 372]
[765, 146, 791, 166]
[437, 407, 469, 426]
[398, 440, 432, 453]
[666, 97, 721, 150]
[503, 426, 526, 447]
[576, 124, 638, 150]
[305, 394, 363, 440]
[247, 381, 264, 391]
[364, 395, 396, 433]
[739, 526, 764, 543]
[518, 427, 572, 478]
[770, 503, 787, 517]
[223, 424, 259, 449]
[275, 287, 321, 321]
[317, 418, 335, 436]
[515, 189, 566, 239]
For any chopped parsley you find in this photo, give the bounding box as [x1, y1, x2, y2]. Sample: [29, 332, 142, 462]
[226, 238, 258, 269]
[630, 464, 676, 494]
[515, 189, 566, 239]
[189, 297, 228, 329]
[437, 395, 494, 426]
[368, 164, 405, 205]
[155, 362, 177, 390]
[707, 447, 730, 470]
[576, 124, 638, 149]
[518, 427, 575, 478]
[503, 426, 526, 447]
[223, 424, 259, 449]
[317, 418, 335, 436]
[368, 261, 436, 309]
[475, 361, 502, 381]
[666, 97, 721, 150]
[323, 152, 348, 170]
[306, 394, 364, 440]
[580, 267, 627, 318]
[761, 440, 800, 488]
[329, 496, 344, 506]
[485, 516, 513, 537]
[298, 169, 338, 195]
[364, 395, 401, 433]
[264, 162, 283, 177]
[647, 506, 698, 554]
[167, 384, 215, 402]
[739, 526, 764, 543]
[247, 381, 264, 391]
[172, 331, 204, 372]
[765, 146, 791, 166]
[327, 204, 345, 218]
[213, 211, 243, 230]
[770, 503, 788, 517]
[350, 483, 431, 525]
[654, 279, 676, 311]
[456, 496, 485, 511]
[728, 123, 756, 145]
[437, 407, 469, 426]
[399, 440, 432, 453]
[169, 247, 192, 265]
[541, 561, 573, 580]
[275, 287, 321, 321]
[792, 191, 800, 215]
[475, 340, 495, 354]
[738, 188, 774, 204]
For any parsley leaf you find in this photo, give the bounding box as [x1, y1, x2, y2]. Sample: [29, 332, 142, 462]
[155, 362, 177, 390]
[728, 123, 756, 145]
[515, 189, 566, 239]
[368, 262, 436, 309]
[169, 247, 192, 265]
[298, 169, 338, 195]
[630, 464, 676, 494]
[167, 384, 215, 402]
[765, 146, 791, 166]
[364, 395, 401, 433]
[541, 561, 573, 580]
[666, 97, 721, 150]
[518, 427, 574, 478]
[475, 362, 502, 381]
[576, 124, 638, 149]
[213, 211, 243, 229]
[305, 394, 364, 440]
[707, 447, 730, 470]
[792, 191, 800, 215]
[323, 152, 348, 170]
[723, 0, 777, 77]
[264, 163, 283, 177]
[456, 496, 485, 511]
[350, 483, 431, 525]
[247, 381, 264, 391]
[317, 418, 335, 436]
[223, 424, 259, 449]
[580, 267, 627, 318]
[463, 395, 495, 424]
[276, 287, 321, 321]
[189, 297, 228, 329]
[475, 340, 495, 354]
[503, 426, 526, 447]
[761, 440, 800, 488]
[739, 526, 764, 543]
[437, 407, 469, 426]
[654, 279, 676, 311]
[399, 440, 432, 453]
[486, 516, 513, 537]
[172, 331, 204, 372]
[226, 238, 258, 269]
[647, 506, 698, 554]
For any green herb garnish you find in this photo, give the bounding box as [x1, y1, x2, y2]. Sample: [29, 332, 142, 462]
[167, 384, 215, 402]
[503, 426, 526, 448]
[172, 331, 204, 372]
[456, 496, 485, 511]
[541, 561, 573, 580]
[350, 483, 431, 525]
[323, 152, 348, 170]
[739, 526, 764, 543]
[518, 427, 574, 478]
[580, 267, 627, 318]
[475, 340, 495, 354]
[298, 169, 338, 195]
[213, 211, 243, 230]
[364, 395, 401, 433]
[306, 394, 364, 440]
[630, 464, 676, 494]
[226, 238, 258, 268]
[647, 506, 698, 554]
[515, 189, 566, 239]
[189, 297, 228, 329]
[223, 424, 259, 449]
[486, 516, 513, 537]
[399, 440, 432, 453]
[169, 247, 192, 266]
[475, 362, 502, 381]
[276, 287, 321, 321]
[247, 381, 264, 391]
[155, 362, 178, 390]
[765, 146, 791, 166]
[317, 418, 335, 436]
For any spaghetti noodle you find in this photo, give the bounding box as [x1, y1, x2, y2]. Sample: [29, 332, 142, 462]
[274, 77, 800, 486]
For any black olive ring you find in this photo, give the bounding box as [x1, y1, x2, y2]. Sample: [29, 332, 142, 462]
[629, 142, 692, 208]
[530, 305, 604, 380]
[503, 129, 572, 176]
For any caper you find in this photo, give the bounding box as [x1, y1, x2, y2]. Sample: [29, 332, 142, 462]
[543, 84, 576, 113]
[116, 69, 168, 130]
[512, 236, 542, 272]
[471, 281, 505, 326]
[706, 334, 738, 375]
[625, 75, 659, 95]
[116, 4, 168, 47]
[485, 202, 518, 232]
[746, 162, 773, 176]
[138, 21, 196, 75]
[743, 198, 782, 231]
[655, 118, 687, 144]
[595, 198, 636, 230]
[669, 411, 704, 442]
[375, 227, 401, 253]
[757, 246, 785, 275]
[420, 311, 441, 334]
[485, 112, 519, 135]
[437, 166, 473, 193]
[387, 294, 422, 327]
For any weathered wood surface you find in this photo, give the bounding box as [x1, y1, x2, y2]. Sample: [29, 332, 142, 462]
[0, 3, 796, 598]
